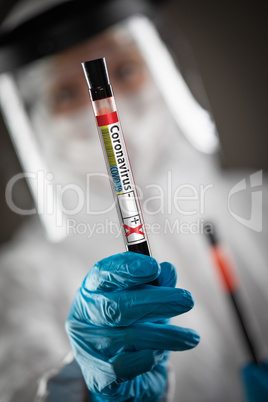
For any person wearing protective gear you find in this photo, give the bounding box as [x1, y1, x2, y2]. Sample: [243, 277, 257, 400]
[0, 1, 267, 402]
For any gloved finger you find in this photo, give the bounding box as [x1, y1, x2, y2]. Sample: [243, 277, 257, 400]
[110, 349, 165, 382]
[158, 262, 177, 288]
[150, 262, 177, 325]
[66, 320, 200, 357]
[83, 252, 160, 291]
[78, 285, 194, 326]
[128, 323, 200, 352]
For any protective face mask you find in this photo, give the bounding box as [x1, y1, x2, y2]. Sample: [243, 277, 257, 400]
[116, 81, 173, 180]
[31, 80, 173, 186]
[31, 103, 107, 183]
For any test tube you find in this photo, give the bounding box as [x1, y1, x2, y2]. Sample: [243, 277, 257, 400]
[82, 58, 151, 257]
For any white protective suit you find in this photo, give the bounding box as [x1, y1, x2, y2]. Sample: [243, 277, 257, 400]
[0, 33, 268, 402]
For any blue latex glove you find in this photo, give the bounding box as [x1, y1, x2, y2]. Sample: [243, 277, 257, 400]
[65, 252, 200, 401]
[242, 361, 268, 402]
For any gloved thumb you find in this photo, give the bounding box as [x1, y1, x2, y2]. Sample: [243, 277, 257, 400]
[158, 262, 177, 288]
[109, 349, 165, 382]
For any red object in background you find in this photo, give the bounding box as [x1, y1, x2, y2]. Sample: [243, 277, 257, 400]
[210, 245, 239, 293]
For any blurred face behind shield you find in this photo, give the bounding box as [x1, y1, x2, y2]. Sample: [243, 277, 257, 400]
[2, 0, 215, 238]
[16, 22, 168, 189]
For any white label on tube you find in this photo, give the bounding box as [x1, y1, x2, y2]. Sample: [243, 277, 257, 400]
[97, 112, 146, 245]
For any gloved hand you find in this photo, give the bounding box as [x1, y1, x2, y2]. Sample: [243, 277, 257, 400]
[65, 252, 200, 401]
[242, 360, 268, 402]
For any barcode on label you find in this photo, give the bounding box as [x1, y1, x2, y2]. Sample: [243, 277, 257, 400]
[100, 126, 116, 167]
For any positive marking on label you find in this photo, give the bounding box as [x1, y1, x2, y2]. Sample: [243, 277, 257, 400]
[123, 223, 144, 237]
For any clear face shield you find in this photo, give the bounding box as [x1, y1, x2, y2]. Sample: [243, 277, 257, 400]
[0, 15, 219, 242]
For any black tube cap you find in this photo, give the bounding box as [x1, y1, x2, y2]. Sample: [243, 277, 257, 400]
[82, 57, 113, 100]
[82, 58, 110, 89]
